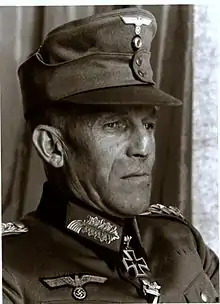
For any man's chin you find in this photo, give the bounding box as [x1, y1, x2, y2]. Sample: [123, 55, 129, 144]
[106, 199, 151, 218]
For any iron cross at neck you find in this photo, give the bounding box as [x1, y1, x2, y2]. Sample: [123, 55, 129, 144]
[122, 235, 161, 304]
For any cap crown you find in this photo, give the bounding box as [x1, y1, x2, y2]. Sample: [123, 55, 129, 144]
[40, 8, 156, 63]
[18, 8, 162, 118]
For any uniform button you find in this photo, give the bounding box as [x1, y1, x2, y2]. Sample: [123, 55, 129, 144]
[131, 50, 154, 83]
[201, 292, 208, 302]
[136, 57, 143, 66]
[132, 36, 143, 50]
[138, 70, 146, 77]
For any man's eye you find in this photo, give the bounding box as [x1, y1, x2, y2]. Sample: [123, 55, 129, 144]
[104, 121, 126, 130]
[144, 122, 156, 130]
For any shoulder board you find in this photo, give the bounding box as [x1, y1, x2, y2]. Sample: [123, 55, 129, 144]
[2, 221, 28, 236]
[141, 203, 186, 221]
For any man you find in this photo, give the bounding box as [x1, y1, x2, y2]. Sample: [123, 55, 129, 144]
[2, 7, 219, 303]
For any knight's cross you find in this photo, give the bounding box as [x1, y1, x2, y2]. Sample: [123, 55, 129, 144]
[122, 249, 150, 277]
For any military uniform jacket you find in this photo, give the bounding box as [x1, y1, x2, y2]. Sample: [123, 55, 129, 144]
[2, 183, 219, 303]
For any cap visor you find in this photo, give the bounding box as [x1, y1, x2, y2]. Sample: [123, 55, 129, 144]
[63, 85, 182, 106]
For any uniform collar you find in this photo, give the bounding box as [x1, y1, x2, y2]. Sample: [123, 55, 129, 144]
[36, 182, 139, 253]
[66, 201, 124, 252]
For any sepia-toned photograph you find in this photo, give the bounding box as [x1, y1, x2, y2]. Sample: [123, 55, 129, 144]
[1, 4, 219, 303]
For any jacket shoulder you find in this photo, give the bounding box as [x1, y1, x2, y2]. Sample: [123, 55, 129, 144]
[140, 204, 219, 293]
[2, 215, 51, 269]
[2, 221, 29, 237]
[142, 203, 187, 222]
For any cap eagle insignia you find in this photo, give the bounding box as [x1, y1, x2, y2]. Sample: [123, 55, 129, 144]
[120, 15, 152, 35]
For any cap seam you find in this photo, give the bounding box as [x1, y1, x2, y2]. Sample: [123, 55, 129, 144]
[36, 51, 134, 67]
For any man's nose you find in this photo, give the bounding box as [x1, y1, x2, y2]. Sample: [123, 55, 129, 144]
[126, 126, 153, 158]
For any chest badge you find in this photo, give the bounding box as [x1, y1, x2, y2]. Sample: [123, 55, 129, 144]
[123, 248, 150, 277]
[122, 235, 161, 303]
[40, 274, 108, 300]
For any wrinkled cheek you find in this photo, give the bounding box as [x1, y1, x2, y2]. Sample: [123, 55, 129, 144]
[95, 158, 114, 187]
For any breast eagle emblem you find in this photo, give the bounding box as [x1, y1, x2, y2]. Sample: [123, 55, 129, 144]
[41, 274, 108, 300]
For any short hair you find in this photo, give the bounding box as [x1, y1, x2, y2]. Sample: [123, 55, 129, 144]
[28, 102, 111, 131]
[28, 103, 82, 183]
[28, 102, 160, 149]
[28, 103, 74, 133]
[28, 103, 92, 152]
[28, 102, 112, 150]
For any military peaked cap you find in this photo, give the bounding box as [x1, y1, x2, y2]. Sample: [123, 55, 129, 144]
[18, 7, 182, 119]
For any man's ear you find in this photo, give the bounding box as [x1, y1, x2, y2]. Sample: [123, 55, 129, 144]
[32, 125, 65, 168]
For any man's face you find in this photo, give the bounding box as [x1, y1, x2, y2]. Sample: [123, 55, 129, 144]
[63, 104, 157, 217]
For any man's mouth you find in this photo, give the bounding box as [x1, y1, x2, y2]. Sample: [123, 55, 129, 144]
[121, 172, 150, 179]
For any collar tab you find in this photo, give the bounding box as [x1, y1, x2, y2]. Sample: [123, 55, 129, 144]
[66, 202, 123, 251]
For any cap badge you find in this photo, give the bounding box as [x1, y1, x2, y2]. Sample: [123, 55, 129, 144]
[41, 274, 107, 301]
[120, 15, 152, 35]
[120, 15, 152, 52]
[67, 215, 120, 244]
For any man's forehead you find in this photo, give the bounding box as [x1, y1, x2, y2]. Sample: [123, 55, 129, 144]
[70, 104, 159, 117]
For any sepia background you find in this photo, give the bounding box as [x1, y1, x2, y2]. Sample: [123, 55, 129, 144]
[0, 5, 219, 255]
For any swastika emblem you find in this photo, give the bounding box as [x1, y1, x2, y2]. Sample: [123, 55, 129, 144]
[72, 287, 87, 300]
[122, 249, 150, 277]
